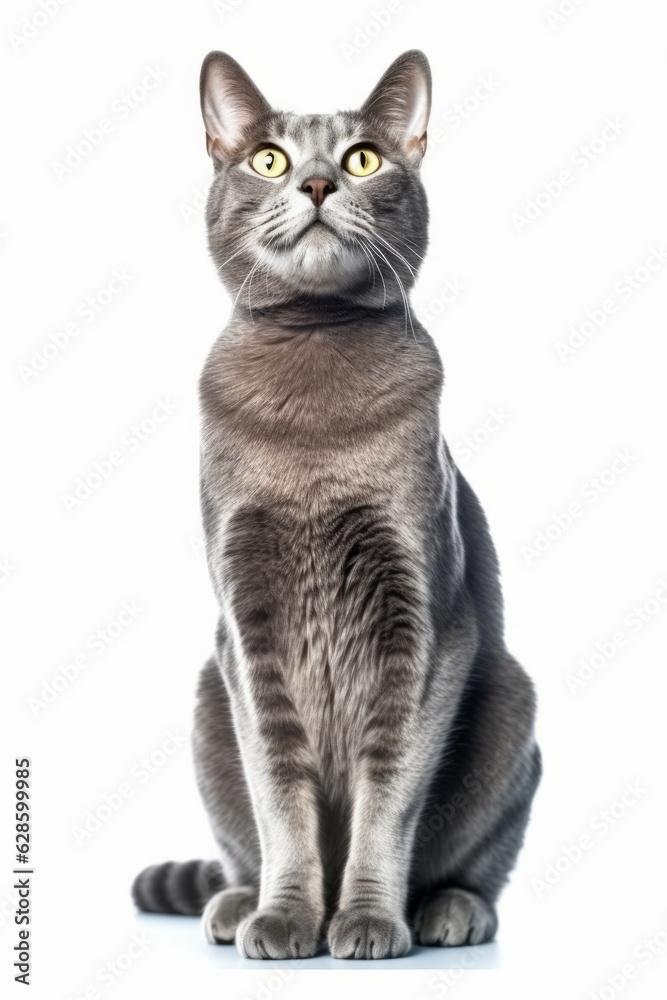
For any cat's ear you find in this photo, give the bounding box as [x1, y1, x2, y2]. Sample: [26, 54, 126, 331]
[361, 50, 431, 162]
[200, 52, 271, 162]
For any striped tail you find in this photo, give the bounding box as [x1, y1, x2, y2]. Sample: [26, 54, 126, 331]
[132, 860, 224, 916]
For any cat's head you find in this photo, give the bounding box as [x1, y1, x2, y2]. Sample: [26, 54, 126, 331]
[200, 50, 431, 309]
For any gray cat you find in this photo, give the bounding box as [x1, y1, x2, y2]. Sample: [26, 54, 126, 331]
[132, 49, 541, 960]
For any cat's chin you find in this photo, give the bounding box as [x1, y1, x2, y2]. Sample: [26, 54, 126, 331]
[294, 220, 342, 256]
[270, 228, 366, 295]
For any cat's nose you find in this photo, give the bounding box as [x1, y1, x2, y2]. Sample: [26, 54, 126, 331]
[300, 177, 336, 207]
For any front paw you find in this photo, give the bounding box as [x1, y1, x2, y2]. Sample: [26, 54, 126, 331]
[236, 906, 322, 959]
[328, 908, 411, 959]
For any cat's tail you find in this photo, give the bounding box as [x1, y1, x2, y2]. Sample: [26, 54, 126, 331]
[132, 859, 224, 916]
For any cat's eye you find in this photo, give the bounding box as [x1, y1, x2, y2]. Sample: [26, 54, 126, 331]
[250, 147, 289, 178]
[342, 146, 381, 177]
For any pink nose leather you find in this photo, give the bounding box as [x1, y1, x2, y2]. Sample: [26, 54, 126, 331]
[300, 178, 336, 206]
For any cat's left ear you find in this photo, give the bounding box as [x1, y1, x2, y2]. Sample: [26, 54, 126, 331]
[200, 51, 271, 162]
[361, 50, 431, 163]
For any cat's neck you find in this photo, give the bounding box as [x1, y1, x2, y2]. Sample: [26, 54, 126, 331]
[229, 298, 413, 333]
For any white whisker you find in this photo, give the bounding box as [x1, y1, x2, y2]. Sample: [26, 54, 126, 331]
[362, 235, 416, 341]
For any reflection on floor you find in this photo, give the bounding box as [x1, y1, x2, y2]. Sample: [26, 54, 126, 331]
[136, 912, 500, 971]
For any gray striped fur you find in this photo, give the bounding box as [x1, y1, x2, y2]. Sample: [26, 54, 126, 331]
[132, 50, 540, 960]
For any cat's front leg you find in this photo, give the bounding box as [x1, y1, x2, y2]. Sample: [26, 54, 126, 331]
[216, 511, 326, 959]
[328, 650, 427, 959]
[327, 741, 420, 959]
[329, 614, 475, 960]
[221, 661, 324, 956]
[228, 670, 325, 959]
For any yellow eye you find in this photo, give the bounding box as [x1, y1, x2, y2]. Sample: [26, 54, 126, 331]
[250, 147, 289, 178]
[343, 146, 381, 177]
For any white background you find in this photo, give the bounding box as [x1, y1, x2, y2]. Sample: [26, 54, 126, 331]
[2, 0, 667, 997]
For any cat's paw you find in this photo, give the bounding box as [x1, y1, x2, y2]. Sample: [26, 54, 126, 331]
[415, 888, 497, 947]
[202, 886, 258, 944]
[327, 908, 411, 959]
[235, 906, 322, 959]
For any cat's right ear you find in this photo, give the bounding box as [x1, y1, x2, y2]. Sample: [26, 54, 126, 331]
[200, 52, 271, 162]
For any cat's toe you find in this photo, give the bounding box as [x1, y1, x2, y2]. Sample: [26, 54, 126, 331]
[235, 907, 321, 959]
[202, 886, 258, 944]
[416, 888, 497, 947]
[328, 909, 411, 959]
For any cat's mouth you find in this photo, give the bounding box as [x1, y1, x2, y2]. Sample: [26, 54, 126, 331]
[261, 210, 364, 289]
[286, 216, 347, 254]
[295, 215, 357, 251]
[264, 208, 352, 253]
[299, 218, 333, 237]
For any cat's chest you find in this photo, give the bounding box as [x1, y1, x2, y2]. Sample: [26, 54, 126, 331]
[205, 327, 405, 424]
[200, 323, 442, 499]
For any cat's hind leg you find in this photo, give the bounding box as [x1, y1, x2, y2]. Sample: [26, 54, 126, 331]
[410, 652, 541, 947]
[132, 656, 261, 928]
[415, 887, 497, 946]
[193, 655, 261, 890]
[202, 886, 259, 943]
[412, 783, 536, 946]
